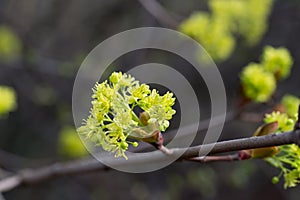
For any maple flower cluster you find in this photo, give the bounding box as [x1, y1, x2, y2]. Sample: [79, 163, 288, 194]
[240, 46, 293, 103]
[78, 72, 176, 159]
[264, 95, 300, 188]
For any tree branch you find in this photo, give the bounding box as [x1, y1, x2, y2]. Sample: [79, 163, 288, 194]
[137, 0, 180, 28]
[0, 129, 299, 193]
[187, 153, 240, 163]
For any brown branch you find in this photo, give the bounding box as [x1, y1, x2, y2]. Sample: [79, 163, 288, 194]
[158, 145, 173, 155]
[0, 176, 21, 193]
[187, 153, 240, 163]
[0, 129, 299, 193]
[137, 0, 180, 28]
[0, 110, 236, 171]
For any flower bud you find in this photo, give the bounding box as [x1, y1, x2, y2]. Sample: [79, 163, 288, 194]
[132, 142, 139, 147]
[251, 146, 279, 158]
[272, 176, 279, 184]
[120, 141, 129, 150]
[139, 112, 150, 126]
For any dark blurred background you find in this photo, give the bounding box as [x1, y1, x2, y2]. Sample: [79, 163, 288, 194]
[0, 0, 300, 199]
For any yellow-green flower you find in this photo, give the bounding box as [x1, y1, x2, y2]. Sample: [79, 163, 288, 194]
[78, 72, 176, 159]
[264, 111, 300, 188]
[240, 63, 276, 103]
[109, 71, 123, 84]
[178, 0, 274, 62]
[236, 0, 274, 45]
[264, 111, 295, 132]
[261, 46, 293, 80]
[179, 12, 235, 62]
[129, 84, 151, 104]
[281, 94, 300, 117]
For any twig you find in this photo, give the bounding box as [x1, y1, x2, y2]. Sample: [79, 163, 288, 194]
[0, 176, 21, 193]
[132, 110, 237, 152]
[187, 153, 240, 163]
[0, 129, 299, 192]
[158, 145, 173, 155]
[137, 0, 180, 28]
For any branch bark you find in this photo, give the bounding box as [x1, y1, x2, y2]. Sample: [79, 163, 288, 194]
[187, 154, 240, 163]
[0, 129, 299, 193]
[137, 0, 180, 28]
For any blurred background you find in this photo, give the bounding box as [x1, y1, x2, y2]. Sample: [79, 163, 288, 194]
[0, 0, 300, 199]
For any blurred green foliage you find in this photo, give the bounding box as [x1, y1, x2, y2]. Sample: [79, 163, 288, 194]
[179, 0, 274, 62]
[187, 167, 217, 198]
[0, 25, 22, 63]
[130, 182, 150, 200]
[91, 188, 109, 200]
[164, 173, 184, 200]
[0, 85, 17, 117]
[33, 85, 57, 106]
[225, 0, 273, 45]
[179, 11, 235, 62]
[58, 126, 88, 158]
[228, 161, 257, 189]
[163, 167, 217, 199]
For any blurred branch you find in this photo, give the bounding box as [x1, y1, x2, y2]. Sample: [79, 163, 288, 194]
[0, 176, 21, 194]
[0, 149, 51, 171]
[0, 193, 6, 200]
[137, 0, 180, 28]
[0, 129, 299, 192]
[0, 149, 29, 171]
